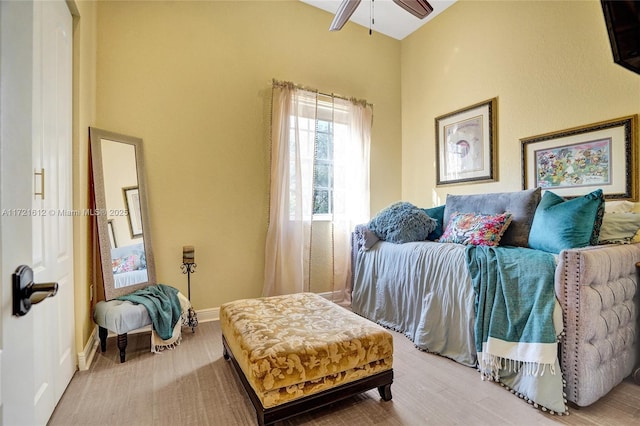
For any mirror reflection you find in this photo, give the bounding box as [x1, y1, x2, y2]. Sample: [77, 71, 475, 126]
[90, 127, 156, 300]
[101, 140, 148, 287]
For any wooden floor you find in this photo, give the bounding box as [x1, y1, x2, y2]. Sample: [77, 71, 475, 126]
[49, 321, 640, 426]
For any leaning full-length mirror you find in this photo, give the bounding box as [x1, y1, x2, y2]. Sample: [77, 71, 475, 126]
[90, 127, 156, 300]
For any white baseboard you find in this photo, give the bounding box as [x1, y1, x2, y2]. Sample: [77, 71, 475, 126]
[77, 327, 99, 371]
[196, 306, 219, 322]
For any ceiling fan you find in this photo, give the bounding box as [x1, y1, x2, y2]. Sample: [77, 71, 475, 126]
[329, 0, 434, 31]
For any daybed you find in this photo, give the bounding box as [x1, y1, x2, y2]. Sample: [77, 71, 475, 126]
[111, 243, 148, 288]
[351, 188, 640, 414]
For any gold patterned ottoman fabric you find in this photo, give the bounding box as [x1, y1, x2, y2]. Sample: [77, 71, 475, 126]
[220, 292, 393, 408]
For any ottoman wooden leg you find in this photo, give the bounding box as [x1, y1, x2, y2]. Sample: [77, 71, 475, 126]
[378, 383, 392, 401]
[117, 333, 128, 363]
[98, 326, 108, 352]
[222, 337, 230, 360]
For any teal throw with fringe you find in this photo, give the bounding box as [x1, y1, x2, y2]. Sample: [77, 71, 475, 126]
[466, 245, 558, 377]
[118, 284, 182, 340]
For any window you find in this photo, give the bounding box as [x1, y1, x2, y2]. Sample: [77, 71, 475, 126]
[264, 80, 372, 297]
[288, 97, 349, 218]
[313, 119, 333, 215]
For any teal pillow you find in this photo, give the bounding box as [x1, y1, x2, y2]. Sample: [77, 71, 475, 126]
[528, 189, 605, 254]
[423, 205, 445, 240]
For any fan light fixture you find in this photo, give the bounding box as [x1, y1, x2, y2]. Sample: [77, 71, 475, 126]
[393, 0, 433, 19]
[329, 0, 433, 32]
[329, 0, 362, 31]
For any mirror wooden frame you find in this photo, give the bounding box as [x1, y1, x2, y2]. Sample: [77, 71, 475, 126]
[90, 127, 156, 300]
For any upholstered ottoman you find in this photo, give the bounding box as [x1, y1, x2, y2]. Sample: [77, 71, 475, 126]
[93, 289, 190, 363]
[220, 292, 393, 426]
[93, 300, 151, 363]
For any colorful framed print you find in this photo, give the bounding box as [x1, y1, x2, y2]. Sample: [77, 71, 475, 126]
[436, 98, 497, 185]
[521, 115, 638, 200]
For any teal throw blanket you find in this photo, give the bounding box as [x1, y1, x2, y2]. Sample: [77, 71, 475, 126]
[466, 246, 558, 377]
[118, 284, 182, 340]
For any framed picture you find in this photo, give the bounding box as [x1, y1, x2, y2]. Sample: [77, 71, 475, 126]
[436, 98, 497, 185]
[521, 115, 638, 200]
[107, 219, 117, 249]
[123, 186, 143, 238]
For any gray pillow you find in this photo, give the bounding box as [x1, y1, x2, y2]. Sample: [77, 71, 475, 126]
[354, 224, 380, 250]
[443, 188, 541, 247]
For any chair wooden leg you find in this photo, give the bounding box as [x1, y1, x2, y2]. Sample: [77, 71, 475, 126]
[98, 326, 108, 352]
[117, 333, 128, 363]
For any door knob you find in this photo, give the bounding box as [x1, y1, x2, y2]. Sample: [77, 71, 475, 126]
[12, 265, 58, 316]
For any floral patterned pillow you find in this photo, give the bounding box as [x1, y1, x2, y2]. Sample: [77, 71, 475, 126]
[112, 254, 142, 274]
[439, 212, 513, 246]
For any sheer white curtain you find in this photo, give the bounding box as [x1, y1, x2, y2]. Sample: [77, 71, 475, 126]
[263, 83, 316, 296]
[331, 98, 371, 303]
[263, 81, 371, 299]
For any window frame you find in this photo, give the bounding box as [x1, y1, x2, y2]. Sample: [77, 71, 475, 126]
[287, 96, 350, 220]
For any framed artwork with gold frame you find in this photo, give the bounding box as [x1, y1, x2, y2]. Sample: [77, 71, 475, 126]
[521, 115, 638, 200]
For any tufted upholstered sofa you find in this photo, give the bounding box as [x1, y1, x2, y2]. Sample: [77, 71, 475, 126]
[556, 244, 640, 406]
[351, 188, 640, 410]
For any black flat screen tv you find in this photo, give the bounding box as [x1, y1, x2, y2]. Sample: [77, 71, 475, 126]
[601, 0, 640, 75]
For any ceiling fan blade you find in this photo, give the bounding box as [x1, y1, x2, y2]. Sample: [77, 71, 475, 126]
[393, 0, 434, 19]
[329, 0, 362, 31]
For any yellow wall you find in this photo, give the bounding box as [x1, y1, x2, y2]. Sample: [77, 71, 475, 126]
[401, 0, 640, 206]
[94, 0, 402, 309]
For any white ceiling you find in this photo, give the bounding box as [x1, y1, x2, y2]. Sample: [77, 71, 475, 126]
[300, 0, 457, 40]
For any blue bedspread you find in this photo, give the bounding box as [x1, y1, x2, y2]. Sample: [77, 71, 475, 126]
[354, 241, 567, 414]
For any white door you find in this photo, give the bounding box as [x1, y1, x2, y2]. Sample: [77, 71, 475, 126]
[0, 1, 75, 424]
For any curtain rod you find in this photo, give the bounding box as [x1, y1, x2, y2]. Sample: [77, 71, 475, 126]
[272, 79, 373, 108]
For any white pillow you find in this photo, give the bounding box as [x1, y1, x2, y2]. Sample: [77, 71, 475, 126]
[599, 212, 640, 243]
[604, 200, 636, 214]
